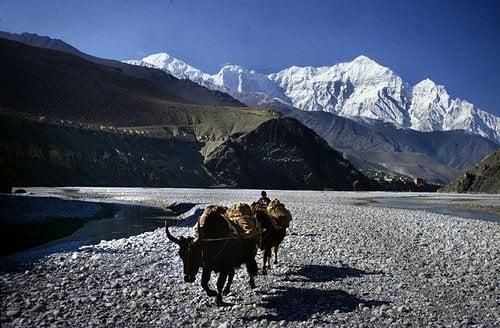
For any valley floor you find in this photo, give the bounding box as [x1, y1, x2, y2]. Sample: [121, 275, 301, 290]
[1, 189, 499, 327]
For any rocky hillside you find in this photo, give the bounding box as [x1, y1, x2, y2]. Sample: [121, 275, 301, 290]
[205, 118, 371, 190]
[0, 39, 276, 188]
[439, 150, 500, 194]
[0, 102, 282, 188]
[0, 38, 249, 128]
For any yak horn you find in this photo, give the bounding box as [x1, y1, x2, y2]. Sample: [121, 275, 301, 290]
[165, 222, 181, 245]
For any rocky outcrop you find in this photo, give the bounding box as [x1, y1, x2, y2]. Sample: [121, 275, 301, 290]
[439, 150, 500, 194]
[204, 118, 371, 190]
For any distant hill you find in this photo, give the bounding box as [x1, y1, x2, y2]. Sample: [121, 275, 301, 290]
[439, 150, 500, 194]
[205, 118, 371, 190]
[351, 117, 499, 171]
[342, 150, 460, 184]
[285, 109, 498, 170]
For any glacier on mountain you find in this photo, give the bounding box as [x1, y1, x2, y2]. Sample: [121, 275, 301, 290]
[124, 53, 500, 143]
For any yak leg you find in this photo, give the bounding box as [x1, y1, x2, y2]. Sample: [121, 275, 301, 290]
[248, 274, 256, 289]
[267, 248, 272, 270]
[262, 248, 271, 274]
[223, 270, 235, 295]
[274, 245, 279, 264]
[201, 268, 218, 297]
[246, 258, 258, 289]
[216, 272, 229, 306]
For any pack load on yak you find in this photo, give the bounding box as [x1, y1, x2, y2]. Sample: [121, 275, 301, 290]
[267, 199, 292, 229]
[226, 203, 260, 239]
[197, 205, 229, 229]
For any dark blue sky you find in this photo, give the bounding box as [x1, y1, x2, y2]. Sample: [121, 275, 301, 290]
[1, 0, 499, 115]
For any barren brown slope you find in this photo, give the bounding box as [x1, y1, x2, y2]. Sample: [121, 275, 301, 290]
[0, 110, 216, 187]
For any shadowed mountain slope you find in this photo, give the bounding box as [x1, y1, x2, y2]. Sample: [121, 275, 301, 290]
[0, 110, 215, 187]
[0, 38, 260, 129]
[0, 32, 243, 107]
[0, 38, 280, 188]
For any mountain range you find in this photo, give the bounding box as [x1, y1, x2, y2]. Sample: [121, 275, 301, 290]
[0, 36, 368, 191]
[125, 52, 500, 144]
[1, 31, 498, 188]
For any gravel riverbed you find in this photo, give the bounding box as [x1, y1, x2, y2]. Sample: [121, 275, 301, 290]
[1, 189, 499, 327]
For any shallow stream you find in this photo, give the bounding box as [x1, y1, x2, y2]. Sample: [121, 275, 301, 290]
[371, 196, 499, 223]
[0, 202, 182, 271]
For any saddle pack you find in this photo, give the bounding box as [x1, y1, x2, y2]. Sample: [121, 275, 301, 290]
[266, 199, 292, 229]
[226, 203, 260, 239]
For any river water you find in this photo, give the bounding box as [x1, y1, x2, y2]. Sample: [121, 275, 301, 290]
[0, 202, 180, 271]
[1, 188, 498, 270]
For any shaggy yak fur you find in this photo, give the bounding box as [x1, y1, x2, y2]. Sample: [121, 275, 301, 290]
[166, 208, 259, 306]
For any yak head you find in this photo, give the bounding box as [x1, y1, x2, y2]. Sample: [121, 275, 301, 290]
[165, 224, 201, 283]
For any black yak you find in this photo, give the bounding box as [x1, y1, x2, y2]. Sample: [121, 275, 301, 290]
[165, 206, 259, 306]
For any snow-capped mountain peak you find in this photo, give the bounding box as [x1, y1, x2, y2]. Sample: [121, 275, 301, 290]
[415, 77, 436, 87]
[142, 52, 172, 67]
[344, 55, 400, 85]
[270, 56, 411, 125]
[409, 78, 500, 142]
[412, 78, 444, 94]
[123, 52, 211, 85]
[124, 53, 500, 143]
[212, 65, 249, 92]
[211, 64, 289, 101]
[352, 54, 377, 64]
